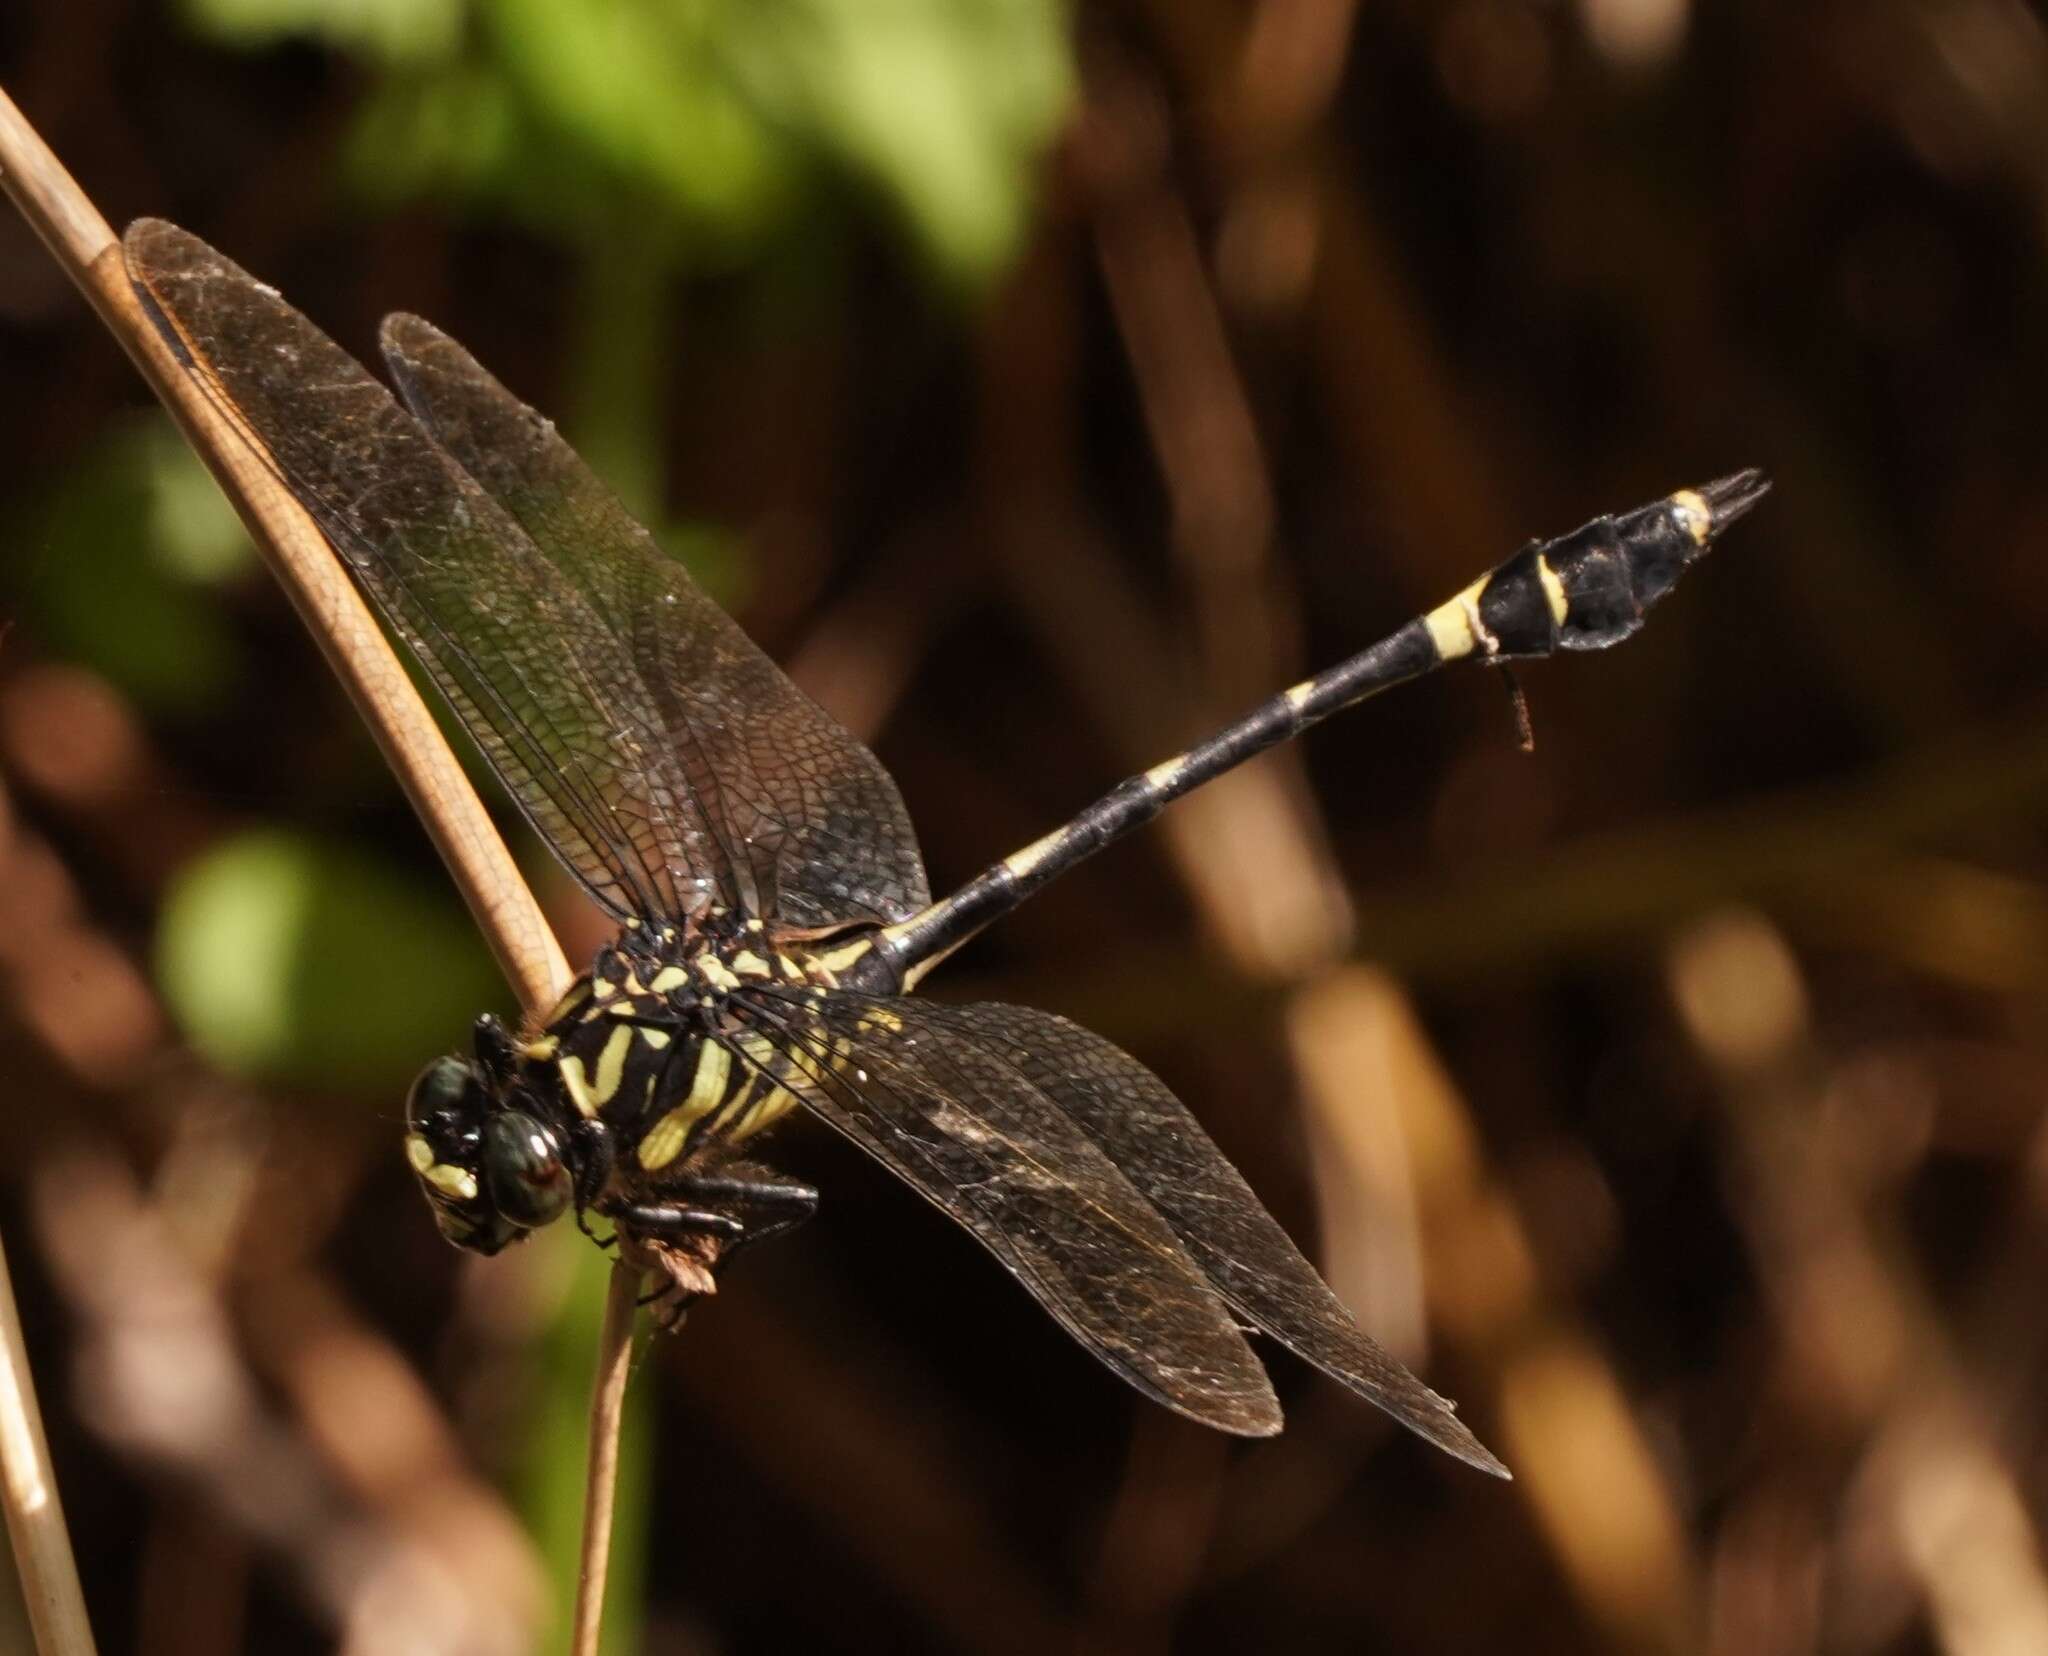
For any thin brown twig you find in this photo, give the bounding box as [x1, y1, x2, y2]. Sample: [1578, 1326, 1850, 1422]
[0, 82, 645, 1651]
[0, 1230, 96, 1656]
[571, 1260, 643, 1656]
[0, 82, 567, 1010]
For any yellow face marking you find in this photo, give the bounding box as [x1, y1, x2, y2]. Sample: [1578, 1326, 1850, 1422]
[404, 1133, 435, 1174]
[521, 1033, 560, 1060]
[1144, 755, 1186, 790]
[423, 1161, 478, 1202]
[1422, 575, 1488, 662]
[1536, 556, 1569, 627]
[1004, 828, 1067, 880]
[647, 965, 688, 994]
[557, 1054, 598, 1119]
[1669, 488, 1712, 545]
[591, 978, 617, 1001]
[640, 1027, 672, 1050]
[697, 956, 740, 993]
[729, 950, 772, 978]
[592, 1022, 634, 1105]
[1284, 680, 1315, 711]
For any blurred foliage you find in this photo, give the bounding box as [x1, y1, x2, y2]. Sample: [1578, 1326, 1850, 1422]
[186, 0, 1073, 284]
[9, 1, 2048, 1653]
[156, 828, 503, 1091]
[13, 415, 251, 714]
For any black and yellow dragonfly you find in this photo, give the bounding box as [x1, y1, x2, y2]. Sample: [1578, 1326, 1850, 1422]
[128, 219, 1766, 1479]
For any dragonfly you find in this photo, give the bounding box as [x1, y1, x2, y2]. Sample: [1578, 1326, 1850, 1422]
[128, 218, 1766, 1479]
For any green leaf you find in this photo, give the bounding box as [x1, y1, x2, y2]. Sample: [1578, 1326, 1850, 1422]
[728, 0, 1074, 281]
[185, 0, 1073, 283]
[11, 416, 249, 715]
[180, 0, 464, 65]
[156, 829, 503, 1094]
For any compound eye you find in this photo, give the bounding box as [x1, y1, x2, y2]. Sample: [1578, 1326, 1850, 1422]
[483, 1111, 573, 1228]
[407, 1054, 477, 1130]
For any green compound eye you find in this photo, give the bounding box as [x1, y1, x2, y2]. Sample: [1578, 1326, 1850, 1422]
[406, 1054, 475, 1128]
[483, 1111, 572, 1228]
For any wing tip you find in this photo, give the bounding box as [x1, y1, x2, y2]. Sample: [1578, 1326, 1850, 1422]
[123, 215, 184, 257]
[378, 310, 440, 357]
[1433, 1418, 1513, 1480]
[1388, 1383, 1511, 1477]
[1169, 1390, 1286, 1439]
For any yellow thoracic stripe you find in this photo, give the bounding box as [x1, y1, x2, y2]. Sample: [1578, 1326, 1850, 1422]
[637, 1037, 732, 1171]
[558, 1054, 598, 1118]
[731, 1083, 797, 1140]
[592, 1022, 634, 1105]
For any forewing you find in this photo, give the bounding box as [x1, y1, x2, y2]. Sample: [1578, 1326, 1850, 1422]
[919, 1001, 1508, 1476]
[729, 989, 1282, 1437]
[380, 315, 931, 929]
[125, 219, 722, 923]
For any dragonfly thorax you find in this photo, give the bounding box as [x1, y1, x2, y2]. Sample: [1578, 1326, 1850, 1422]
[404, 914, 821, 1256]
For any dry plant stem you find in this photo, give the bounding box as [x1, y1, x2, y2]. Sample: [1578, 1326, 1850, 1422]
[0, 1233, 96, 1656]
[0, 84, 567, 1010]
[571, 1260, 644, 1656]
[0, 84, 638, 1648]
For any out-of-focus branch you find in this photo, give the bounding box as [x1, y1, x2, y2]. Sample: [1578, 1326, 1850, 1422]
[0, 83, 566, 1012]
[568, 1263, 640, 1656]
[0, 1230, 96, 1656]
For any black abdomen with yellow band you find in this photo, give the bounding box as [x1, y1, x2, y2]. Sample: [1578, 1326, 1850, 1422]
[860, 471, 1769, 991]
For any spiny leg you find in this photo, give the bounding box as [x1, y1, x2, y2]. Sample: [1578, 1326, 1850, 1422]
[616, 1168, 819, 1256]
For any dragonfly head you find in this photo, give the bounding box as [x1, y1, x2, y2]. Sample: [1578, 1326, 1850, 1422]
[403, 1038, 575, 1255]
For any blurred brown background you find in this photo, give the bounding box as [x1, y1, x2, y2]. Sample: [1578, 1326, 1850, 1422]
[4, 1, 2047, 1653]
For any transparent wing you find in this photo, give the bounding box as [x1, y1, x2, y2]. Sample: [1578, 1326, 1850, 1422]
[379, 314, 929, 929]
[929, 1001, 1506, 1475]
[127, 219, 927, 928]
[728, 989, 1283, 1437]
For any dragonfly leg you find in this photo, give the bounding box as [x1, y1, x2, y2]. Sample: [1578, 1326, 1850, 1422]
[621, 1169, 820, 1255]
[614, 1203, 746, 1243]
[686, 1169, 819, 1253]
